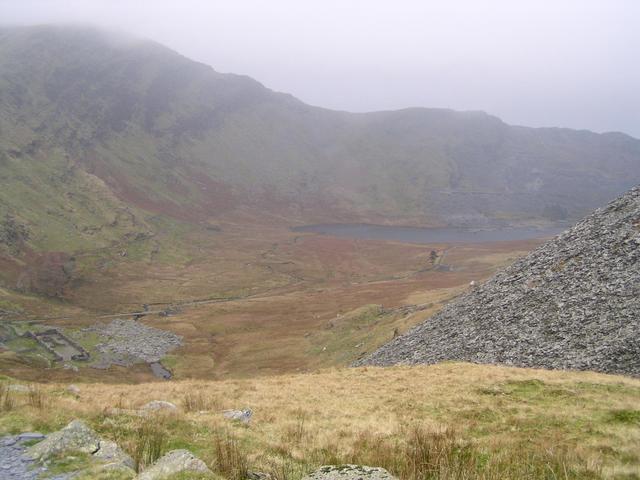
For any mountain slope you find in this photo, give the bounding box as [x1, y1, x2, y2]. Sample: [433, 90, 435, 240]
[356, 185, 640, 376]
[1, 25, 640, 294]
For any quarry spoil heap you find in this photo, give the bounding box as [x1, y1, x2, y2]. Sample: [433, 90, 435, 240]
[356, 185, 640, 376]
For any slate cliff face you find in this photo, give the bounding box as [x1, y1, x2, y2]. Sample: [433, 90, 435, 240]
[356, 186, 640, 376]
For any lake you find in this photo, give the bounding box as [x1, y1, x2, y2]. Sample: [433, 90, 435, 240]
[292, 223, 567, 244]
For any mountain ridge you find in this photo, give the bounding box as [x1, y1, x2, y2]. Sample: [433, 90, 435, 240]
[1, 24, 640, 295]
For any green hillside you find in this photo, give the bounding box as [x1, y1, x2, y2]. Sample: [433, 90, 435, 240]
[1, 25, 639, 296]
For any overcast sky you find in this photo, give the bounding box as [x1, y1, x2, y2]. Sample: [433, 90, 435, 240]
[1, 0, 639, 137]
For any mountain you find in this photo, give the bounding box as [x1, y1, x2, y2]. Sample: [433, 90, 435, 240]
[356, 185, 640, 376]
[1, 25, 640, 293]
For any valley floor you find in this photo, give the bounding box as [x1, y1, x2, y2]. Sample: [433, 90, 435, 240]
[1, 363, 639, 479]
[1, 224, 544, 382]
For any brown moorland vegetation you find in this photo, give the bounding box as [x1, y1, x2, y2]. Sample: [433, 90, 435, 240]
[1, 363, 639, 479]
[1, 224, 543, 382]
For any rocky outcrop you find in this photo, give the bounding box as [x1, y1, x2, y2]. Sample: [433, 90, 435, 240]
[0, 433, 70, 480]
[22, 420, 135, 478]
[302, 465, 397, 480]
[27, 420, 100, 460]
[0, 215, 29, 254]
[93, 439, 135, 469]
[356, 185, 640, 376]
[137, 449, 212, 480]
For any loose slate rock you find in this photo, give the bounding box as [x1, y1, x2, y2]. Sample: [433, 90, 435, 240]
[356, 185, 640, 376]
[223, 408, 253, 424]
[302, 465, 397, 480]
[67, 384, 81, 396]
[18, 432, 45, 441]
[0, 434, 72, 480]
[137, 449, 212, 480]
[94, 439, 135, 469]
[27, 419, 100, 460]
[142, 400, 178, 412]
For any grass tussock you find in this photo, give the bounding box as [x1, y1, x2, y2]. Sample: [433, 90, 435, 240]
[129, 417, 168, 472]
[27, 385, 46, 409]
[607, 409, 640, 425]
[0, 383, 15, 412]
[213, 432, 249, 480]
[281, 409, 308, 444]
[338, 425, 600, 480]
[182, 391, 222, 413]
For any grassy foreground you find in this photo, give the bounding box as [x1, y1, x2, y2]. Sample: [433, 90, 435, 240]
[1, 363, 639, 479]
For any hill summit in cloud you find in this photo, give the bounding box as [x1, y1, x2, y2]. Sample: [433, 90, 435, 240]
[1, 25, 640, 293]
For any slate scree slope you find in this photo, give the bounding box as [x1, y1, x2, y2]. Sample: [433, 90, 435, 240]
[356, 185, 640, 376]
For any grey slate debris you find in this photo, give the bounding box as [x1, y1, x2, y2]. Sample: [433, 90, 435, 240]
[83, 319, 183, 368]
[2, 420, 137, 479]
[0, 434, 72, 480]
[355, 185, 640, 376]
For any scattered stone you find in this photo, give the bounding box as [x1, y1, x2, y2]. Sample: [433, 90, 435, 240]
[149, 362, 172, 380]
[83, 319, 183, 368]
[2, 423, 136, 479]
[142, 400, 178, 412]
[356, 185, 640, 377]
[0, 433, 73, 480]
[302, 465, 397, 480]
[94, 439, 135, 469]
[159, 306, 181, 317]
[67, 384, 80, 396]
[137, 449, 212, 480]
[27, 420, 100, 460]
[247, 472, 273, 480]
[223, 408, 253, 424]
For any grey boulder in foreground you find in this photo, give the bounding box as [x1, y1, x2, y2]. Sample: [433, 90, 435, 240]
[302, 465, 397, 480]
[355, 185, 640, 376]
[137, 449, 212, 480]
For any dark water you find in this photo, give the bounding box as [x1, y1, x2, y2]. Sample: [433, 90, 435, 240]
[292, 223, 567, 244]
[149, 362, 172, 380]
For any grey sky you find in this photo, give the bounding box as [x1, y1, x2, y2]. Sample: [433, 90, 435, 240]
[1, 0, 639, 137]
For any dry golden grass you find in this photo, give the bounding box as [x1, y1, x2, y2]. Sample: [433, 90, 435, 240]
[2, 363, 639, 479]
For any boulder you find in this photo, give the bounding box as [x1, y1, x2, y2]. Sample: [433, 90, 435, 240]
[67, 384, 81, 396]
[222, 408, 252, 424]
[94, 439, 135, 469]
[27, 419, 100, 460]
[302, 465, 398, 480]
[137, 449, 212, 480]
[142, 400, 178, 412]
